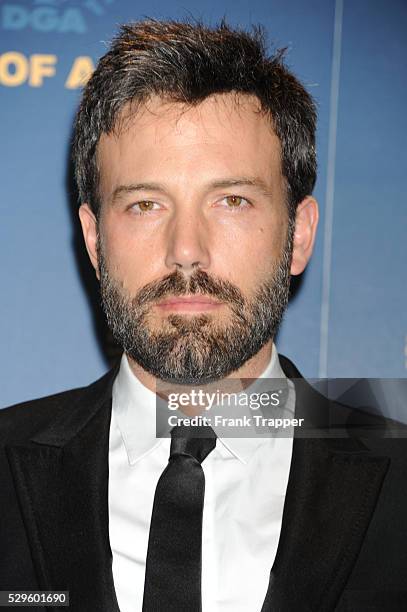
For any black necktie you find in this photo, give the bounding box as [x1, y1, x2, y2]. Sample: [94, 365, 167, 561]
[142, 425, 217, 612]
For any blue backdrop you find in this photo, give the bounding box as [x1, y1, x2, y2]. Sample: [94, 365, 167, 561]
[1, 0, 406, 408]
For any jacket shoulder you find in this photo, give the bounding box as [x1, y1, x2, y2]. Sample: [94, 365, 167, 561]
[0, 367, 118, 445]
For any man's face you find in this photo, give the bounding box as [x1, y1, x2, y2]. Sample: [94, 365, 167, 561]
[80, 93, 317, 384]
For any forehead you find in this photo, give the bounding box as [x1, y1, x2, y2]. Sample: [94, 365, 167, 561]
[96, 93, 283, 197]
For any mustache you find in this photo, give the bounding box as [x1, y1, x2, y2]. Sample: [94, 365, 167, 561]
[134, 269, 245, 309]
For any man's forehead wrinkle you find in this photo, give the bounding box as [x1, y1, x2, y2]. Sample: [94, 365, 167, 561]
[106, 91, 276, 141]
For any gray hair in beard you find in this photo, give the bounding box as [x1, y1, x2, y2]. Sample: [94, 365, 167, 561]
[97, 223, 294, 384]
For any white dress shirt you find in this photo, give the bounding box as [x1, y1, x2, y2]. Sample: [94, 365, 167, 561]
[108, 345, 295, 611]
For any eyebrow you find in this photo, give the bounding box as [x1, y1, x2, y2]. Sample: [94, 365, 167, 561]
[109, 176, 273, 204]
[209, 178, 273, 197]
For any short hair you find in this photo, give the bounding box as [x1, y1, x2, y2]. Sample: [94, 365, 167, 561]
[72, 19, 317, 219]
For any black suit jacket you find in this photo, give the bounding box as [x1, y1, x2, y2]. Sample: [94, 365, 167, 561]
[1, 356, 406, 611]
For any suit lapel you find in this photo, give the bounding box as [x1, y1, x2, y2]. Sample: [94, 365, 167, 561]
[6, 367, 120, 612]
[261, 357, 390, 611]
[261, 437, 389, 612]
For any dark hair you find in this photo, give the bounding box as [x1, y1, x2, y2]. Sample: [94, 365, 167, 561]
[72, 19, 317, 219]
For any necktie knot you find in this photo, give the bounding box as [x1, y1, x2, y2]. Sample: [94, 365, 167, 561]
[170, 424, 217, 463]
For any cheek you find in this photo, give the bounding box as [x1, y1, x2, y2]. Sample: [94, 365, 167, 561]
[254, 213, 289, 268]
[212, 222, 285, 289]
[99, 219, 162, 290]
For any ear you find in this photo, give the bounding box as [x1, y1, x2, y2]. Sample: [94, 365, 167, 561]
[290, 197, 319, 276]
[78, 203, 100, 280]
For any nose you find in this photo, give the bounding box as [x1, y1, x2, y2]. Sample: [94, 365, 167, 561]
[165, 210, 210, 274]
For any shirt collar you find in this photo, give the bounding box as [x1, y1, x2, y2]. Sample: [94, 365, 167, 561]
[112, 344, 290, 466]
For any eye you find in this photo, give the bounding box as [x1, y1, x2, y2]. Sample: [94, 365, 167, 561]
[131, 200, 160, 215]
[218, 195, 251, 210]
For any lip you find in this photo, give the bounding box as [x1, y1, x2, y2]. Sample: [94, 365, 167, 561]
[156, 296, 223, 312]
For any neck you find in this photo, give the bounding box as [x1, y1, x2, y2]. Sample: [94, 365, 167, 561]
[126, 340, 274, 394]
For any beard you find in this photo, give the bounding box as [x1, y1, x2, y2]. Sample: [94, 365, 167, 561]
[98, 228, 293, 385]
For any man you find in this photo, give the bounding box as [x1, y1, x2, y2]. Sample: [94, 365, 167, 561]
[0, 19, 406, 612]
